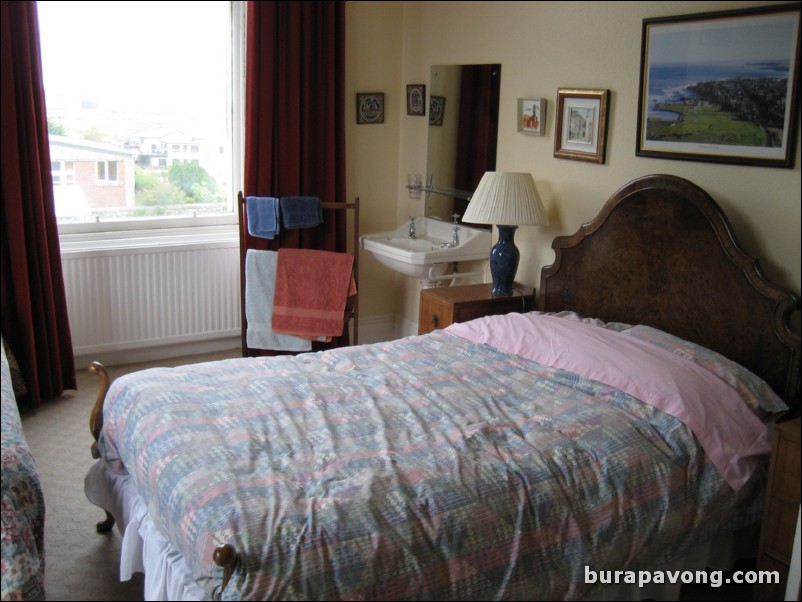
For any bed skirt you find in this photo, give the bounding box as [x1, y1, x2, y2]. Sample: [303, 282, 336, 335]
[84, 462, 207, 600]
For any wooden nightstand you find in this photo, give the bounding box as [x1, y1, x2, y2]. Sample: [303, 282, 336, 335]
[418, 283, 535, 335]
[754, 417, 801, 601]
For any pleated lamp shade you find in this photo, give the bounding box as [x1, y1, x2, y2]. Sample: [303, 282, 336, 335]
[463, 172, 547, 295]
[463, 172, 547, 227]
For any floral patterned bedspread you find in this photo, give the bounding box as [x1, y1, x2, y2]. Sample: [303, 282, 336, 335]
[97, 327, 769, 601]
[1, 344, 45, 601]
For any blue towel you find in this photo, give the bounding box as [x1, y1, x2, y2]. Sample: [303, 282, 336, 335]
[246, 196, 280, 239]
[280, 196, 322, 229]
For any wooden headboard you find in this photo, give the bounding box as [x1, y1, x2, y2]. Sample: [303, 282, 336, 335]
[539, 174, 801, 410]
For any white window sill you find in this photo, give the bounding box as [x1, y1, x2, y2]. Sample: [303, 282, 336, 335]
[59, 224, 239, 255]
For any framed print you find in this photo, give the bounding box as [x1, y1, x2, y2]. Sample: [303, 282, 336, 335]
[637, 4, 800, 167]
[518, 98, 545, 136]
[554, 88, 610, 164]
[407, 84, 426, 116]
[356, 93, 384, 124]
[429, 96, 446, 126]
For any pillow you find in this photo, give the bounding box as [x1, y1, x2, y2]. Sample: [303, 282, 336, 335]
[620, 324, 788, 418]
[547, 310, 630, 332]
[542, 312, 787, 418]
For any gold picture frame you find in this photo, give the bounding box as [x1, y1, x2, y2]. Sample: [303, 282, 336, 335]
[554, 88, 610, 164]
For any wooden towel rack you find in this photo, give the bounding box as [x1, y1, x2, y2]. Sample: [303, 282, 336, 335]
[237, 192, 360, 356]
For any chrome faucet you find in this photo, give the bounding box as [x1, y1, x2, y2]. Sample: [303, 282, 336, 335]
[408, 216, 416, 240]
[441, 214, 461, 248]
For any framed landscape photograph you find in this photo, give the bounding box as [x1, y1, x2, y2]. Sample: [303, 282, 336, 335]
[637, 4, 800, 167]
[518, 98, 545, 136]
[554, 88, 610, 164]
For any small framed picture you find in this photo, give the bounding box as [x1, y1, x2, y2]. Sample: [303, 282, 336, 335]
[356, 93, 385, 124]
[429, 96, 446, 126]
[518, 98, 545, 136]
[554, 88, 610, 164]
[407, 84, 426, 116]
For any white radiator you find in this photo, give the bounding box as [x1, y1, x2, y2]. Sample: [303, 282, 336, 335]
[61, 239, 241, 364]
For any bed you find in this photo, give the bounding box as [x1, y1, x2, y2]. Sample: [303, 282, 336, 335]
[1, 339, 46, 601]
[84, 174, 801, 601]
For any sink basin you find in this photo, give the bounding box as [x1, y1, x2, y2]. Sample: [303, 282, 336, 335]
[361, 217, 491, 278]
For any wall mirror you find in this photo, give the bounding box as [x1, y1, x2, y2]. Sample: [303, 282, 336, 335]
[424, 63, 501, 223]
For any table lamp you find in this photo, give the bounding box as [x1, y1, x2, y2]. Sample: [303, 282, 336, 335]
[462, 172, 547, 295]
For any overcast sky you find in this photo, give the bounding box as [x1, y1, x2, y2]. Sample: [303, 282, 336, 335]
[649, 12, 798, 66]
[37, 1, 229, 121]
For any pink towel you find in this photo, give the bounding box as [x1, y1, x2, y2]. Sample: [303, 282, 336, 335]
[272, 249, 356, 340]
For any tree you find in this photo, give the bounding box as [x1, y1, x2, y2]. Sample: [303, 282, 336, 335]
[167, 162, 217, 200]
[48, 118, 65, 136]
[134, 166, 160, 192]
[83, 126, 105, 142]
[135, 181, 188, 206]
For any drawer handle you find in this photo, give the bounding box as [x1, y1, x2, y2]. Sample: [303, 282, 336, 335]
[431, 314, 439, 328]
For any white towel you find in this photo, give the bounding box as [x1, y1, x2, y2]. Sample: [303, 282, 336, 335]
[245, 250, 311, 352]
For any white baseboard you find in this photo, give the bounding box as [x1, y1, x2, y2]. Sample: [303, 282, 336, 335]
[396, 315, 419, 339]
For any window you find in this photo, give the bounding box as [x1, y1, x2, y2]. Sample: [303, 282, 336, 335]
[96, 161, 118, 183]
[38, 1, 244, 231]
[51, 160, 75, 186]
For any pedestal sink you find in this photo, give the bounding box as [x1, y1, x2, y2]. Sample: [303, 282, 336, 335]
[360, 217, 491, 280]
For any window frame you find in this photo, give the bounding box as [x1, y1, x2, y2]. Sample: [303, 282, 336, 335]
[96, 160, 119, 184]
[51, 160, 75, 187]
[55, 1, 245, 239]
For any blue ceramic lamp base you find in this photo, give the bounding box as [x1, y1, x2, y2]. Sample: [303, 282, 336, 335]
[489, 225, 520, 296]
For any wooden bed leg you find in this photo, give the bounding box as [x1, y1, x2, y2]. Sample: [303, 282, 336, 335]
[96, 510, 116, 533]
[213, 544, 238, 592]
[88, 362, 116, 534]
[88, 361, 110, 460]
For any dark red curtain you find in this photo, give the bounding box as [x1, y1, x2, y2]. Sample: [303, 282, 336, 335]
[243, 1, 347, 356]
[453, 64, 501, 220]
[1, 0, 76, 406]
[244, 0, 346, 253]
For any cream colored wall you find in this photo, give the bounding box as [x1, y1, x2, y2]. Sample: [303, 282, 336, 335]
[348, 1, 801, 328]
[345, 1, 405, 325]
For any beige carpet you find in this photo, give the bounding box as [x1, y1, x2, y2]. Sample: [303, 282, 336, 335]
[19, 348, 240, 601]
